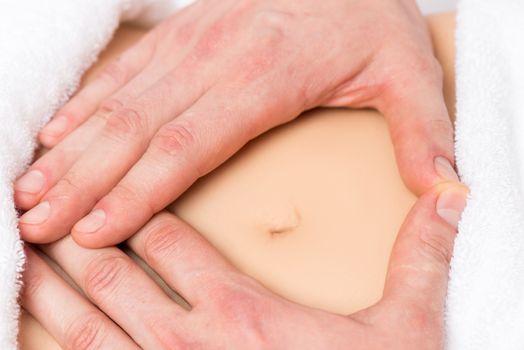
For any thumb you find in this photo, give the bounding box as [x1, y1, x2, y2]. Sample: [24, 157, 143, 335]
[381, 182, 468, 316]
[382, 71, 457, 195]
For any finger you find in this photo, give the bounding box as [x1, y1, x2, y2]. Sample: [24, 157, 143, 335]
[21, 247, 139, 350]
[19, 65, 210, 243]
[72, 75, 294, 247]
[16, 67, 174, 212]
[38, 32, 155, 148]
[17, 4, 211, 210]
[380, 182, 468, 318]
[37, 0, 218, 149]
[40, 235, 186, 349]
[15, 106, 112, 211]
[21, 5, 248, 243]
[382, 59, 457, 195]
[127, 211, 236, 306]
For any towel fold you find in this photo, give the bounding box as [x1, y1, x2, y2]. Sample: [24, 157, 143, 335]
[447, 0, 524, 348]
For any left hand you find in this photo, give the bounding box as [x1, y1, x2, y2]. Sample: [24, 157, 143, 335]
[22, 183, 467, 350]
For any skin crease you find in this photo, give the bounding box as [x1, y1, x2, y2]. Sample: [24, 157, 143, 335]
[14, 0, 458, 249]
[18, 13, 463, 350]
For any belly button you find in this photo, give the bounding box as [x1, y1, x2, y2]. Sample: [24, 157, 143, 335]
[267, 206, 301, 236]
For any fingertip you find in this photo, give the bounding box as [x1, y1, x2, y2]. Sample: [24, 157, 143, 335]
[402, 182, 468, 267]
[18, 202, 70, 244]
[38, 132, 60, 148]
[71, 211, 127, 248]
[70, 231, 102, 249]
[396, 151, 459, 196]
[18, 223, 58, 244]
[410, 181, 468, 225]
[14, 172, 47, 210]
[434, 182, 469, 229]
[73, 209, 106, 234]
[387, 182, 469, 267]
[14, 192, 39, 211]
[70, 209, 111, 248]
[434, 155, 460, 184]
[41, 115, 68, 137]
[71, 227, 121, 249]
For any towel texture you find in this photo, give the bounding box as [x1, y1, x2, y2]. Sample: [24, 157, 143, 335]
[447, 0, 524, 348]
[0, 1, 191, 348]
[417, 0, 456, 13]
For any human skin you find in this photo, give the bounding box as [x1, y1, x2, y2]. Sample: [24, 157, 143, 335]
[173, 6, 457, 309]
[19, 13, 464, 350]
[21, 184, 467, 349]
[15, 0, 458, 249]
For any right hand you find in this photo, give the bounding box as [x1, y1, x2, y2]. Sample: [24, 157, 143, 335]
[16, 0, 456, 248]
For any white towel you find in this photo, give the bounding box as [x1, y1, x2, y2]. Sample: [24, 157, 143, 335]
[417, 0, 456, 14]
[0, 1, 191, 348]
[447, 0, 524, 349]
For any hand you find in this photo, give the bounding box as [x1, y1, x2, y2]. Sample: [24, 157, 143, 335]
[22, 183, 467, 349]
[16, 0, 456, 247]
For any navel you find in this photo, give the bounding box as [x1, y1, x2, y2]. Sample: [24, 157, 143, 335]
[267, 205, 301, 236]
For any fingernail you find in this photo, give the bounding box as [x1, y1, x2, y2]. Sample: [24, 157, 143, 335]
[435, 156, 460, 182]
[436, 187, 467, 229]
[15, 170, 45, 194]
[41, 115, 68, 137]
[20, 201, 51, 225]
[74, 209, 106, 233]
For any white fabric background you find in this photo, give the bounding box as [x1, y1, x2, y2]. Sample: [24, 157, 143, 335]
[418, 0, 457, 13]
[447, 1, 524, 348]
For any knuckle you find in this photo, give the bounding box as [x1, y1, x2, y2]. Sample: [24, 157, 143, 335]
[418, 226, 453, 266]
[207, 277, 269, 346]
[108, 183, 155, 218]
[193, 15, 237, 59]
[84, 254, 130, 299]
[144, 218, 186, 264]
[103, 107, 148, 143]
[249, 9, 290, 53]
[99, 60, 128, 86]
[64, 313, 105, 350]
[147, 321, 192, 350]
[98, 98, 124, 115]
[163, 18, 197, 50]
[156, 335, 190, 350]
[410, 53, 439, 77]
[47, 176, 87, 203]
[91, 98, 124, 125]
[253, 8, 293, 33]
[151, 122, 197, 158]
[109, 182, 140, 203]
